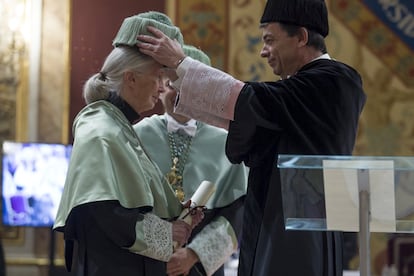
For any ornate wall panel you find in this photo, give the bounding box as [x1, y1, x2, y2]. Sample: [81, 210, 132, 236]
[331, 0, 414, 87]
[169, 0, 274, 81]
[173, 0, 229, 70]
[328, 0, 414, 158]
[228, 0, 275, 81]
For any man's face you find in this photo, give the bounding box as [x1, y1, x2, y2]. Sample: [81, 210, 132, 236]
[158, 78, 191, 123]
[159, 77, 176, 115]
[260, 23, 300, 79]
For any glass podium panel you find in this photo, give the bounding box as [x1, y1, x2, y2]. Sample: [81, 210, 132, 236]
[277, 154, 414, 233]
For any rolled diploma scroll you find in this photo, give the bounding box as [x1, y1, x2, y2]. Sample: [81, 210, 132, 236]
[173, 180, 216, 249]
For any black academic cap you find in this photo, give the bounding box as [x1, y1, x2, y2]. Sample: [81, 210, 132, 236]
[260, 0, 329, 37]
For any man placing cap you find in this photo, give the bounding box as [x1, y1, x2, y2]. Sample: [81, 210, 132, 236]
[137, 0, 367, 275]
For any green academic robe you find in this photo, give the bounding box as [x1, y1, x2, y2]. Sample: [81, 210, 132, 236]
[54, 101, 183, 276]
[134, 115, 247, 275]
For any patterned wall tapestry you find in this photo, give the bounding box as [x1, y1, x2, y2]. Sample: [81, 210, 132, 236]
[331, 0, 414, 87]
[329, 0, 414, 157]
[171, 0, 274, 81]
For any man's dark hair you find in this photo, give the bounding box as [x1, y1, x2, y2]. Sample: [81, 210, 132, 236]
[281, 23, 327, 54]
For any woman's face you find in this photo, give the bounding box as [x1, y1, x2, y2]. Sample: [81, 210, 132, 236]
[129, 62, 165, 113]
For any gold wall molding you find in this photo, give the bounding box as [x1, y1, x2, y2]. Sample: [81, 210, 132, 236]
[6, 257, 64, 267]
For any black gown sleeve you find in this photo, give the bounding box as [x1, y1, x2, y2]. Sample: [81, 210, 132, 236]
[226, 85, 281, 168]
[59, 200, 152, 272]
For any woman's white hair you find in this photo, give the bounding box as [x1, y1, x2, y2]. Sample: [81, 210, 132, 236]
[83, 46, 156, 104]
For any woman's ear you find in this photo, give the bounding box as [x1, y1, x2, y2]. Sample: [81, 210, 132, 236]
[123, 71, 136, 86]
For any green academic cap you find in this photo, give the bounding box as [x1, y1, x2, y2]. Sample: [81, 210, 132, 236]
[183, 45, 211, 66]
[113, 11, 184, 47]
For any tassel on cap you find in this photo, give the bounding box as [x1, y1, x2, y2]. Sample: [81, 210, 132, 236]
[113, 11, 184, 47]
[260, 0, 329, 37]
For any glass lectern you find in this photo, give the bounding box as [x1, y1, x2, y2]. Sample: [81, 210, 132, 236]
[277, 154, 414, 276]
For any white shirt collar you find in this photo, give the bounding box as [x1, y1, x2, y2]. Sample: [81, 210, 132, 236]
[166, 113, 197, 137]
[312, 53, 331, 62]
[286, 53, 332, 79]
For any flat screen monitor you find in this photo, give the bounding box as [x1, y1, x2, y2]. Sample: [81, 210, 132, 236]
[1, 141, 72, 227]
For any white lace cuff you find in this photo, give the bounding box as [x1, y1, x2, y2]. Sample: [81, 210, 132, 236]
[187, 216, 237, 276]
[173, 57, 245, 130]
[127, 213, 173, 262]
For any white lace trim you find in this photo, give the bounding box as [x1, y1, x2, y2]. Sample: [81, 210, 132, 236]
[174, 57, 243, 129]
[187, 217, 237, 276]
[139, 213, 173, 262]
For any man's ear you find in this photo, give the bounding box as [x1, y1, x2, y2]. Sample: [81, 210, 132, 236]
[298, 27, 309, 47]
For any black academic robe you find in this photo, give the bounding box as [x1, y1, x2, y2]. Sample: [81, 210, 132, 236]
[61, 198, 244, 276]
[62, 201, 168, 276]
[226, 59, 366, 276]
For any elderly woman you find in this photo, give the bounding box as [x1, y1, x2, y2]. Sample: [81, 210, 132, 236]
[53, 13, 202, 276]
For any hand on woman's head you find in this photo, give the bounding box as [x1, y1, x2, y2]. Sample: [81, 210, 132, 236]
[137, 26, 186, 68]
